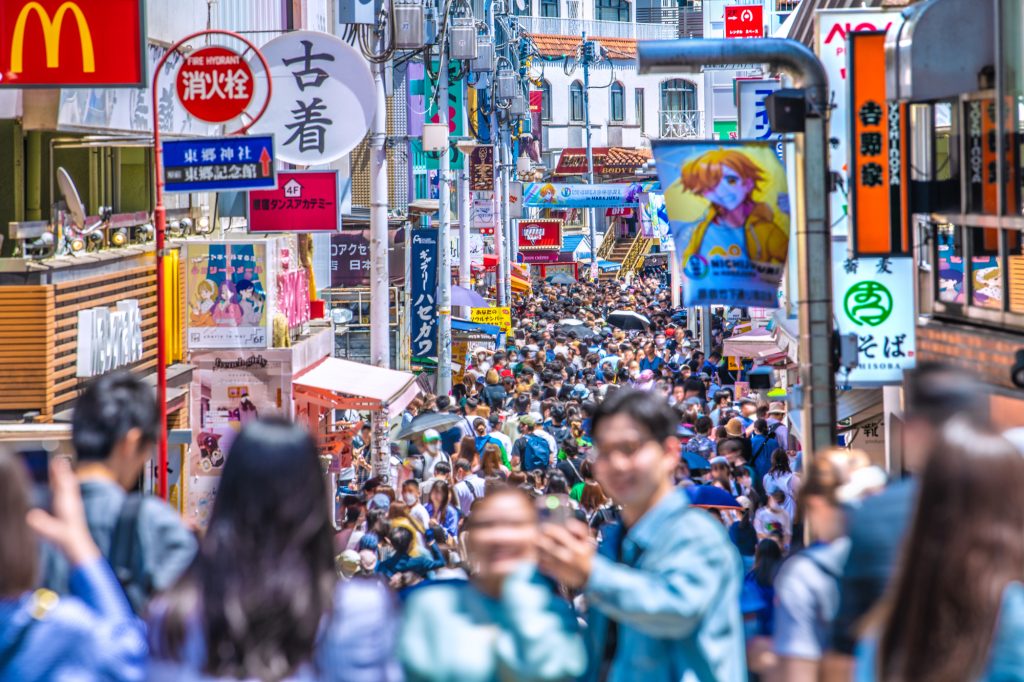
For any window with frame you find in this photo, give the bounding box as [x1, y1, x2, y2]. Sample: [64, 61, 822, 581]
[570, 81, 584, 122]
[660, 78, 697, 112]
[540, 80, 552, 121]
[610, 82, 625, 122]
[540, 0, 559, 16]
[595, 0, 629, 21]
[636, 87, 645, 132]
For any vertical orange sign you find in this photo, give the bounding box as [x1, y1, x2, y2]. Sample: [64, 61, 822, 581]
[849, 32, 899, 255]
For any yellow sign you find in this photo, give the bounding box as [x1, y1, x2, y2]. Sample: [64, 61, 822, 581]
[11, 2, 96, 74]
[727, 356, 740, 371]
[471, 306, 512, 335]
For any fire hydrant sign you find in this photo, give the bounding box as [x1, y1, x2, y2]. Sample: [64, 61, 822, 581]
[248, 170, 340, 233]
[163, 135, 277, 193]
[176, 46, 254, 123]
[471, 307, 512, 335]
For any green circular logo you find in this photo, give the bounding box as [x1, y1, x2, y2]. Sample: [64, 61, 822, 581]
[844, 281, 893, 327]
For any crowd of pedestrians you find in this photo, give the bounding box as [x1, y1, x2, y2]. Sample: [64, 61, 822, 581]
[2, 269, 1024, 681]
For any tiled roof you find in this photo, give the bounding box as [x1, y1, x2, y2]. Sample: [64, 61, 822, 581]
[526, 33, 638, 59]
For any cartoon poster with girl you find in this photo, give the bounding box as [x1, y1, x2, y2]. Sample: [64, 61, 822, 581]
[186, 242, 269, 349]
[652, 141, 790, 308]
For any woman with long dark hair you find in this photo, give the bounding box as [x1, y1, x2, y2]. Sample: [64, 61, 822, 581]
[858, 421, 1024, 682]
[424, 480, 459, 541]
[149, 418, 400, 681]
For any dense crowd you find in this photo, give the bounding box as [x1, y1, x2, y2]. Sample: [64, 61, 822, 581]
[3, 270, 1024, 682]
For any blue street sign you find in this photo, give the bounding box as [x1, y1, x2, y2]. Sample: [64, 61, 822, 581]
[162, 135, 277, 193]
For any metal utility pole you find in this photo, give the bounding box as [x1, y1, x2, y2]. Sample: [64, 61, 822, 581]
[638, 37, 837, 455]
[491, 105, 507, 306]
[459, 163, 472, 317]
[369, 53, 390, 369]
[501, 125, 513, 303]
[437, 50, 453, 396]
[581, 34, 599, 281]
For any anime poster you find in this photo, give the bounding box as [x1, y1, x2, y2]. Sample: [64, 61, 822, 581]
[936, 232, 1002, 308]
[186, 241, 269, 349]
[639, 193, 673, 251]
[652, 141, 790, 308]
[185, 353, 287, 528]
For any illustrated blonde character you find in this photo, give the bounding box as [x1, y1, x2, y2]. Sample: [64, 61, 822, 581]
[189, 279, 217, 326]
[538, 183, 558, 203]
[678, 148, 788, 271]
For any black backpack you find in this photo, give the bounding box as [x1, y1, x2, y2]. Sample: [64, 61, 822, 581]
[109, 493, 152, 615]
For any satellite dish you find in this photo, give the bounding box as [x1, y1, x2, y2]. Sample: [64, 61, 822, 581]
[515, 0, 527, 11]
[56, 167, 86, 231]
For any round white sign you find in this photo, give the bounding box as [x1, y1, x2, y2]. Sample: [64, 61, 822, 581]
[249, 30, 375, 165]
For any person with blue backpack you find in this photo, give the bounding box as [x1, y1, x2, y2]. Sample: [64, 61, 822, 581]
[512, 415, 555, 473]
[749, 419, 780, 497]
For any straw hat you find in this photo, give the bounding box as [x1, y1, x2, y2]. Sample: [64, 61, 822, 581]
[725, 418, 745, 438]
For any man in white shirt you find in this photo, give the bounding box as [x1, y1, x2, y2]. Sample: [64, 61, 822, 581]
[487, 414, 513, 462]
[420, 429, 451, 479]
[400, 479, 432, 530]
[452, 459, 486, 517]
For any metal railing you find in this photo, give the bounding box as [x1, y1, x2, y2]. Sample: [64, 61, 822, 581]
[596, 232, 617, 260]
[660, 110, 702, 138]
[517, 16, 677, 40]
[618, 236, 654, 280]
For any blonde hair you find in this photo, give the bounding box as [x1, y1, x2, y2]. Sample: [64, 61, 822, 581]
[680, 148, 765, 196]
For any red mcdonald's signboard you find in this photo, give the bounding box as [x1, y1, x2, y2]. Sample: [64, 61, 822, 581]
[0, 0, 146, 87]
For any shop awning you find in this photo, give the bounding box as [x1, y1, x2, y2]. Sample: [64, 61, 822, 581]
[452, 318, 502, 338]
[790, 388, 883, 442]
[292, 357, 421, 420]
[723, 328, 788, 363]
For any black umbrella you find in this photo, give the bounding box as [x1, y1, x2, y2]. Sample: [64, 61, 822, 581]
[607, 309, 651, 331]
[393, 411, 464, 441]
[556, 323, 594, 339]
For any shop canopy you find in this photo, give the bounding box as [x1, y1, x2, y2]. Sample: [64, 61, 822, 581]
[292, 357, 421, 420]
[722, 327, 789, 364]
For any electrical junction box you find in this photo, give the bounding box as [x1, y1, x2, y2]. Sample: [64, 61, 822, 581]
[338, 0, 381, 25]
[449, 21, 478, 60]
[495, 70, 516, 99]
[394, 4, 425, 49]
[509, 93, 527, 116]
[471, 40, 494, 72]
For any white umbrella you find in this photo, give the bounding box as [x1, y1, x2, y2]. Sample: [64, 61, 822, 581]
[559, 317, 584, 326]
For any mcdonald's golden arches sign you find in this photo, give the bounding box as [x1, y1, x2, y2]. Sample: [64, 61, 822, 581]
[0, 0, 145, 87]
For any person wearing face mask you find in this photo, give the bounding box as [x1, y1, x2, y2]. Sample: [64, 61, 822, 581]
[398, 487, 587, 681]
[401, 479, 431, 530]
[420, 429, 451, 479]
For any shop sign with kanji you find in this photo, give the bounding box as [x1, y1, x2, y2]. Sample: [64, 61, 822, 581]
[176, 46, 254, 123]
[248, 170, 340, 233]
[163, 135, 276, 193]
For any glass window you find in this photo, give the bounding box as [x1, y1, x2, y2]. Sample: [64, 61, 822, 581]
[660, 78, 697, 112]
[570, 81, 584, 122]
[610, 82, 625, 122]
[968, 227, 1003, 310]
[540, 0, 559, 16]
[595, 0, 629, 21]
[936, 223, 964, 305]
[636, 87, 645, 133]
[540, 80, 552, 121]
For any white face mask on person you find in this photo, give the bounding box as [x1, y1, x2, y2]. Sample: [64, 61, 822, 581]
[425, 441, 439, 453]
[403, 493, 419, 506]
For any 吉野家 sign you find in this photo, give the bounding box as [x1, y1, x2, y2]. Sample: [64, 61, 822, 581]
[724, 5, 764, 39]
[516, 219, 563, 251]
[471, 307, 512, 335]
[76, 299, 143, 378]
[0, 0, 145, 87]
[410, 229, 439, 360]
[176, 46, 254, 124]
[248, 171, 340, 233]
[163, 135, 277, 193]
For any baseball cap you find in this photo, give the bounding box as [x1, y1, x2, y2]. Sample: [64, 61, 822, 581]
[520, 414, 536, 427]
[423, 429, 441, 443]
[709, 456, 729, 468]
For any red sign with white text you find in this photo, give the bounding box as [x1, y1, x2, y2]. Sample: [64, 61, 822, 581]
[0, 0, 145, 87]
[248, 171, 340, 233]
[517, 220, 563, 251]
[724, 5, 763, 38]
[521, 250, 561, 264]
[176, 46, 254, 123]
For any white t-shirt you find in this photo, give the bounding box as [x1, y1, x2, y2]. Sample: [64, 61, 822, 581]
[422, 449, 451, 479]
[454, 475, 486, 516]
[409, 503, 431, 532]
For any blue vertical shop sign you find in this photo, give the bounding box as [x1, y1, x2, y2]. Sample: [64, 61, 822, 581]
[410, 229, 439, 359]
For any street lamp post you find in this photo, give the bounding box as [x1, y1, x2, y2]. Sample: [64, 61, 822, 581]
[581, 34, 599, 281]
[437, 50, 453, 397]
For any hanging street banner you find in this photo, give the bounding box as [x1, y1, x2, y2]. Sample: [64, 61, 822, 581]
[176, 46, 254, 124]
[163, 135, 277, 193]
[816, 8, 903, 237]
[516, 219, 563, 251]
[832, 237, 916, 385]
[736, 79, 783, 161]
[522, 181, 657, 208]
[638, 193, 672, 252]
[410, 229, 439, 360]
[652, 140, 790, 308]
[471, 307, 512, 335]
[249, 30, 375, 165]
[248, 170, 340, 233]
[469, 146, 494, 191]
[472, 190, 496, 232]
[0, 0, 145, 87]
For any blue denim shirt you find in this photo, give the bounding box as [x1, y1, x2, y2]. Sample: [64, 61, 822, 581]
[584, 488, 747, 682]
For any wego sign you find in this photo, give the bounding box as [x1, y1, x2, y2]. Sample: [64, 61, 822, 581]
[0, 0, 145, 87]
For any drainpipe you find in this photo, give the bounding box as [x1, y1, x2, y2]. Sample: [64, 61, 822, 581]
[638, 38, 836, 456]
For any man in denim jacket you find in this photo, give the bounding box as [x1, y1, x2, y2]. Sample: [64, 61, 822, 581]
[539, 389, 745, 682]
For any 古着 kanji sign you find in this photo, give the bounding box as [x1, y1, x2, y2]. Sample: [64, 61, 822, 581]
[0, 0, 145, 87]
[176, 46, 254, 124]
[248, 170, 340, 233]
[162, 135, 277, 193]
[410, 229, 439, 360]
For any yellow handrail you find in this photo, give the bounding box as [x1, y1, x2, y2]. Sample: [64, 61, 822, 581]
[618, 236, 653, 280]
[596, 232, 616, 260]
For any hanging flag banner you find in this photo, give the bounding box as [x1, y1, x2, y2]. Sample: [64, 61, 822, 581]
[523, 181, 656, 208]
[410, 229, 439, 360]
[832, 237, 916, 384]
[638, 193, 673, 252]
[652, 140, 790, 308]
[249, 30, 375, 165]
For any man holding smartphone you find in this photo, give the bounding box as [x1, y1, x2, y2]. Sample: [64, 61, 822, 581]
[39, 371, 197, 614]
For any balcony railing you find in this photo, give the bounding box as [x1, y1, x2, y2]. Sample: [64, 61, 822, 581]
[517, 16, 677, 40]
[660, 110, 702, 139]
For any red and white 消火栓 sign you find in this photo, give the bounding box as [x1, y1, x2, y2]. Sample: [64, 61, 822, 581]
[724, 5, 763, 38]
[516, 219, 563, 251]
[176, 46, 254, 123]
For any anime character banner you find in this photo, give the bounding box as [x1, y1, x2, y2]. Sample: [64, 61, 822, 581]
[652, 140, 790, 308]
[186, 241, 270, 349]
[522, 181, 658, 208]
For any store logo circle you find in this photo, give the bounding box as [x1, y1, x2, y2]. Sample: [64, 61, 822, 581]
[684, 255, 709, 280]
[843, 281, 893, 327]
